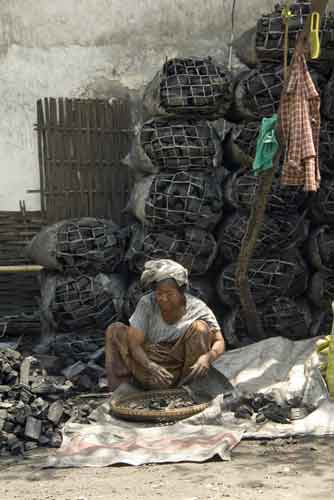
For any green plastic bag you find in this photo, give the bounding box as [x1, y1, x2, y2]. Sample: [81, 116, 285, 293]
[252, 114, 279, 176]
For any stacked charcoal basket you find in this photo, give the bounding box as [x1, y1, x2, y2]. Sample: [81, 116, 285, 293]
[2, 0, 334, 456]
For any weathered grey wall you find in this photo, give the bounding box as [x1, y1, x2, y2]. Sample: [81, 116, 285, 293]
[0, 0, 330, 210]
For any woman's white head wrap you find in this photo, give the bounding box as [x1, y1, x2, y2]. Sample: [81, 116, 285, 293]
[140, 259, 189, 288]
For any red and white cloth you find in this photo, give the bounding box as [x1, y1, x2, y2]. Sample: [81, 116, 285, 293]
[279, 53, 321, 192]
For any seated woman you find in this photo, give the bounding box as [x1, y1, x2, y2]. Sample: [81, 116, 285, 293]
[105, 259, 225, 390]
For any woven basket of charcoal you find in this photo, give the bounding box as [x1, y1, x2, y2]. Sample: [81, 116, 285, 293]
[217, 252, 308, 307]
[129, 172, 223, 230]
[111, 389, 210, 423]
[224, 170, 308, 215]
[233, 66, 284, 121]
[40, 272, 126, 333]
[143, 57, 233, 118]
[217, 212, 308, 264]
[126, 224, 217, 276]
[28, 218, 127, 276]
[233, 65, 325, 122]
[140, 118, 222, 173]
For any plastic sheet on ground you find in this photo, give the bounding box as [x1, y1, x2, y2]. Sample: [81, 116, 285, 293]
[46, 337, 334, 468]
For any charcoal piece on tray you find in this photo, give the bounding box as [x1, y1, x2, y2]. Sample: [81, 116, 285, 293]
[217, 252, 308, 307]
[143, 57, 233, 119]
[129, 172, 223, 230]
[217, 212, 309, 264]
[308, 271, 334, 308]
[40, 272, 126, 334]
[28, 218, 127, 276]
[126, 224, 217, 276]
[140, 118, 222, 173]
[307, 226, 334, 272]
[234, 2, 334, 75]
[224, 170, 308, 215]
[311, 177, 334, 224]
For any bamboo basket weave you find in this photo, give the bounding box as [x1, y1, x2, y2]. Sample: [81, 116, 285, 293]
[111, 389, 210, 423]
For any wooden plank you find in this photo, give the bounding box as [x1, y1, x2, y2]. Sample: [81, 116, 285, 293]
[43, 98, 53, 221]
[90, 99, 99, 216]
[76, 100, 86, 216]
[36, 100, 46, 214]
[57, 98, 67, 219]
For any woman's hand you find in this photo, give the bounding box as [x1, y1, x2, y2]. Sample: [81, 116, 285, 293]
[190, 353, 211, 378]
[179, 354, 211, 386]
[148, 362, 174, 386]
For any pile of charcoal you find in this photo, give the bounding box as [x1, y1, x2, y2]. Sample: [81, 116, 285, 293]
[223, 391, 313, 425]
[0, 347, 109, 456]
[0, 348, 70, 456]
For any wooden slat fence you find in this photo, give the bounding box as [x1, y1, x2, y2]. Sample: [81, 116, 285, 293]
[0, 210, 44, 334]
[36, 98, 134, 224]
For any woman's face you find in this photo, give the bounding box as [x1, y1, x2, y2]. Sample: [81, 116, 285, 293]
[155, 281, 184, 313]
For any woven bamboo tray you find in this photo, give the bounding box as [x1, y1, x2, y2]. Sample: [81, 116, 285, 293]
[111, 389, 210, 423]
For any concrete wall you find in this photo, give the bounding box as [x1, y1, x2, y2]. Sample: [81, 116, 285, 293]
[0, 0, 329, 210]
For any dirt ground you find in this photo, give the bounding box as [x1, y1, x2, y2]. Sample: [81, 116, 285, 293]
[1, 437, 333, 500]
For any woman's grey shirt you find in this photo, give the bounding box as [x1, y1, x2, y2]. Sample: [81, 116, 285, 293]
[129, 292, 221, 344]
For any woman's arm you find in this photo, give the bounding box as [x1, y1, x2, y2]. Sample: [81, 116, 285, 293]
[207, 329, 225, 363]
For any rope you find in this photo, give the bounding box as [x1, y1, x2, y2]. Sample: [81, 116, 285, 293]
[222, 0, 237, 140]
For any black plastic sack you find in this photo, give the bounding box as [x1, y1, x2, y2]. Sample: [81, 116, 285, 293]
[126, 224, 217, 276]
[123, 277, 217, 319]
[323, 71, 334, 120]
[143, 57, 233, 119]
[217, 251, 308, 307]
[128, 172, 223, 230]
[307, 226, 334, 272]
[311, 177, 334, 224]
[28, 218, 127, 276]
[308, 271, 334, 308]
[217, 212, 309, 264]
[40, 272, 126, 333]
[224, 170, 308, 215]
[140, 118, 223, 173]
[234, 3, 334, 75]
